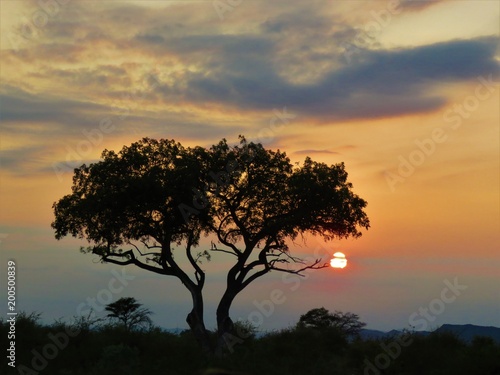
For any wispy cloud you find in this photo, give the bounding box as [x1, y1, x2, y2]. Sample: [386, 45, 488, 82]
[3, 2, 498, 126]
[397, 0, 447, 12]
[294, 149, 340, 155]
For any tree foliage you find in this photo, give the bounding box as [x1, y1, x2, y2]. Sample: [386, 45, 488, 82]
[297, 307, 366, 337]
[52, 136, 369, 354]
[52, 138, 210, 255]
[104, 297, 153, 332]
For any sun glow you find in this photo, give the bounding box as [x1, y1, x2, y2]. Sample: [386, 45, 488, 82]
[330, 252, 347, 269]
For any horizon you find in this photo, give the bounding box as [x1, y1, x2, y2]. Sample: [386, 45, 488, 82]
[1, 0, 499, 335]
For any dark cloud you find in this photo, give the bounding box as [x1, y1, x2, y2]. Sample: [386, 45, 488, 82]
[136, 33, 165, 45]
[0, 145, 54, 177]
[0, 85, 242, 142]
[397, 0, 446, 12]
[155, 36, 499, 121]
[260, 7, 333, 34]
[4, 0, 498, 133]
[0, 86, 108, 126]
[0, 83, 248, 177]
[33, 65, 131, 88]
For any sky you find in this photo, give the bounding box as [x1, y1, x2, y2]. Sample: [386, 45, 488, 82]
[0, 0, 499, 333]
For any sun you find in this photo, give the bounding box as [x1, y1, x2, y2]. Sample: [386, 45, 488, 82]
[330, 252, 347, 269]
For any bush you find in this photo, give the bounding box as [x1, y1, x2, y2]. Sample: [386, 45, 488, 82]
[3, 311, 500, 375]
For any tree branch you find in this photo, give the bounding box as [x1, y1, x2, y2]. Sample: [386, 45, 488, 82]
[211, 248, 239, 257]
[140, 240, 162, 250]
[213, 215, 241, 256]
[127, 241, 161, 258]
[270, 258, 330, 275]
[239, 248, 328, 290]
[159, 237, 199, 290]
[240, 267, 270, 290]
[185, 233, 205, 287]
[235, 241, 273, 286]
[101, 249, 174, 275]
[270, 249, 306, 265]
[219, 194, 250, 245]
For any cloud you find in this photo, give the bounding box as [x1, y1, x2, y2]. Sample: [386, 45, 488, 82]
[3, 1, 499, 132]
[29, 65, 132, 89]
[0, 144, 54, 176]
[0, 86, 109, 127]
[0, 83, 248, 176]
[396, 0, 447, 12]
[0, 87, 240, 134]
[155, 36, 498, 121]
[294, 149, 340, 155]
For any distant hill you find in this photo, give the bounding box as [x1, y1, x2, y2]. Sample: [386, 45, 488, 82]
[359, 324, 500, 343]
[359, 328, 394, 340]
[359, 328, 429, 340]
[164, 327, 188, 335]
[165, 324, 500, 343]
[436, 324, 500, 343]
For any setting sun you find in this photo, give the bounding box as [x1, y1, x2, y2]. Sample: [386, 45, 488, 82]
[330, 252, 347, 269]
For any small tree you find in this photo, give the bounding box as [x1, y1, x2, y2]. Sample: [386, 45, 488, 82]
[297, 307, 366, 337]
[104, 297, 153, 331]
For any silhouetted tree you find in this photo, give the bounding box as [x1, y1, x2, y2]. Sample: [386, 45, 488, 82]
[104, 297, 152, 331]
[52, 136, 369, 355]
[297, 307, 366, 337]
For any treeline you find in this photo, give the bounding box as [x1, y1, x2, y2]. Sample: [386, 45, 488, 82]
[2, 311, 500, 375]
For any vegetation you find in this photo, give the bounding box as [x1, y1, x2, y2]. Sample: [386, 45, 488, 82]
[104, 297, 153, 332]
[51, 136, 369, 354]
[2, 308, 499, 375]
[297, 307, 366, 337]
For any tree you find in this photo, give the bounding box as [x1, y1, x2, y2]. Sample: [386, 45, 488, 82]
[52, 136, 369, 355]
[297, 307, 366, 337]
[104, 297, 153, 332]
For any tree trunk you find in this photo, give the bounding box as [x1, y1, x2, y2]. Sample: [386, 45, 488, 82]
[186, 289, 212, 356]
[215, 287, 239, 356]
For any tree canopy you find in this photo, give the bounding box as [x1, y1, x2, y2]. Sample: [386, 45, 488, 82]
[297, 307, 366, 337]
[52, 136, 369, 355]
[104, 297, 153, 332]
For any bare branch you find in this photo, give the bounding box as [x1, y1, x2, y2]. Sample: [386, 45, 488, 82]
[211, 248, 239, 257]
[222, 228, 241, 243]
[101, 249, 174, 275]
[239, 250, 328, 289]
[141, 240, 162, 249]
[127, 241, 161, 257]
[271, 249, 306, 265]
[220, 194, 250, 243]
[213, 216, 241, 256]
[271, 258, 329, 275]
[240, 267, 270, 290]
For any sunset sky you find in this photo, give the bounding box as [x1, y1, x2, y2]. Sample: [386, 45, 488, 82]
[0, 0, 499, 332]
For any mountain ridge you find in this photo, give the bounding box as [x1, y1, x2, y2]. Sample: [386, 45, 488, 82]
[164, 323, 500, 343]
[359, 323, 500, 343]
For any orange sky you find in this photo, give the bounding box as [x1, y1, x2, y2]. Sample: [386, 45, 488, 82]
[0, 0, 499, 331]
